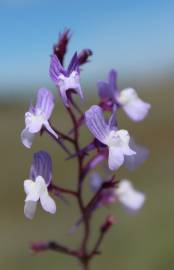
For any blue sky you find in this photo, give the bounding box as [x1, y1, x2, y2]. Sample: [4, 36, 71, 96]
[0, 0, 173, 96]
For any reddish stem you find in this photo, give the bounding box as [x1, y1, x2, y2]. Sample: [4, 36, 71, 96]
[49, 183, 77, 197]
[66, 105, 91, 264]
[43, 101, 113, 270]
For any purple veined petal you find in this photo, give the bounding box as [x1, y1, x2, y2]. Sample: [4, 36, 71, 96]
[108, 69, 118, 99]
[108, 146, 124, 171]
[24, 201, 37, 219]
[40, 192, 56, 214]
[21, 127, 35, 148]
[108, 69, 117, 88]
[108, 105, 118, 130]
[89, 172, 103, 192]
[124, 138, 149, 171]
[43, 121, 58, 139]
[97, 81, 110, 100]
[67, 52, 79, 75]
[29, 151, 52, 186]
[123, 98, 151, 122]
[85, 105, 110, 144]
[28, 104, 35, 114]
[49, 54, 65, 82]
[35, 88, 55, 120]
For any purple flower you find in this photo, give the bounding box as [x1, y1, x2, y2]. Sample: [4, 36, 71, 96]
[24, 151, 56, 219]
[85, 105, 135, 171]
[97, 69, 151, 121]
[21, 88, 58, 148]
[49, 53, 83, 107]
[90, 173, 145, 211]
[97, 69, 118, 101]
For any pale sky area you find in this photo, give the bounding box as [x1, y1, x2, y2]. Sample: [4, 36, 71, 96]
[0, 0, 173, 97]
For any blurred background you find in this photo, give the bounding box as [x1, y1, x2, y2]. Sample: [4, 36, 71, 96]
[0, 0, 174, 269]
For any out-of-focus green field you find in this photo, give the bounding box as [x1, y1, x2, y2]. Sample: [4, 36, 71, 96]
[0, 84, 174, 270]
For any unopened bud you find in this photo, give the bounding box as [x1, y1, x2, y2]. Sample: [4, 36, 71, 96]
[101, 214, 115, 233]
[78, 49, 92, 65]
[53, 28, 71, 64]
[31, 241, 49, 253]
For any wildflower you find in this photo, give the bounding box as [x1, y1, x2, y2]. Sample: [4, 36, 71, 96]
[97, 69, 151, 121]
[21, 88, 58, 148]
[24, 151, 56, 219]
[49, 53, 83, 107]
[85, 105, 135, 170]
[116, 179, 145, 211]
[90, 173, 145, 211]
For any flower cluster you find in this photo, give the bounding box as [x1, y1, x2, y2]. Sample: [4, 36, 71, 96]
[21, 29, 151, 270]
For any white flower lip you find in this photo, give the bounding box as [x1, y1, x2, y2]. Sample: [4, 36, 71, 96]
[105, 129, 136, 171]
[117, 88, 138, 105]
[115, 179, 145, 211]
[24, 175, 56, 219]
[117, 88, 151, 122]
[58, 71, 83, 107]
[58, 71, 80, 89]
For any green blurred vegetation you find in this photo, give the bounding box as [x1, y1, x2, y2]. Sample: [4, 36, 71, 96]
[0, 82, 174, 270]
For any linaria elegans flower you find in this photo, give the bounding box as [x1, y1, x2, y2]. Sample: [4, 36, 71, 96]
[97, 69, 151, 121]
[21, 88, 58, 148]
[85, 105, 135, 170]
[115, 179, 145, 211]
[24, 151, 56, 219]
[90, 173, 145, 211]
[49, 52, 83, 107]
